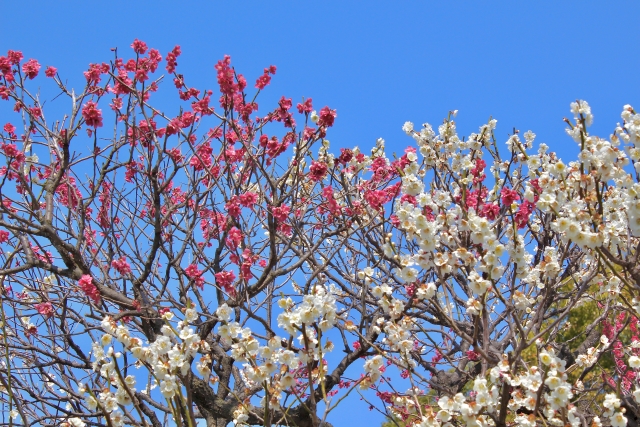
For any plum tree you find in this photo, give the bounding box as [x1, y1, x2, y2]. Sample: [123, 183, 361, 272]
[0, 41, 639, 427]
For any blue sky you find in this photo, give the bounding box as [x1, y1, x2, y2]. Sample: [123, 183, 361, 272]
[2, 2, 639, 426]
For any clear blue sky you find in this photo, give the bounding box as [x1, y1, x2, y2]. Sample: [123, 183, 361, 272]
[2, 2, 639, 425]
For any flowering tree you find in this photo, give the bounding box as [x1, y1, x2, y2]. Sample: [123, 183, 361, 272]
[1, 41, 640, 427]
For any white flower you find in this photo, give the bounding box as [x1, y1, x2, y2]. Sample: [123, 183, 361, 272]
[216, 304, 232, 322]
[436, 409, 451, 422]
[124, 375, 136, 388]
[466, 297, 482, 316]
[629, 355, 640, 369]
[184, 308, 198, 323]
[101, 316, 116, 334]
[280, 373, 295, 388]
[115, 387, 133, 406]
[544, 375, 561, 389]
[152, 336, 172, 355]
[468, 271, 490, 295]
[86, 395, 98, 410]
[416, 282, 436, 300]
[103, 393, 119, 412]
[277, 297, 291, 309]
[101, 334, 112, 346]
[67, 418, 86, 427]
[610, 412, 627, 427]
[570, 100, 593, 126]
[371, 286, 383, 299]
[160, 378, 178, 398]
[402, 121, 414, 135]
[397, 267, 418, 283]
[603, 393, 621, 410]
[279, 350, 298, 367]
[539, 349, 554, 365]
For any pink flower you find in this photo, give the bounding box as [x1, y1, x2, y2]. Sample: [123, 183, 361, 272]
[1, 143, 21, 158]
[239, 192, 258, 208]
[0, 86, 10, 100]
[272, 205, 290, 222]
[529, 178, 542, 203]
[185, 264, 202, 279]
[192, 95, 214, 116]
[110, 97, 123, 111]
[131, 39, 148, 55]
[3, 123, 15, 134]
[35, 302, 54, 319]
[338, 148, 353, 165]
[185, 264, 205, 290]
[241, 259, 253, 280]
[317, 106, 337, 127]
[225, 196, 242, 218]
[255, 66, 276, 90]
[297, 98, 313, 114]
[0, 57, 11, 76]
[226, 227, 242, 251]
[44, 66, 57, 78]
[279, 96, 292, 111]
[7, 50, 23, 65]
[302, 126, 316, 142]
[215, 270, 236, 294]
[78, 275, 101, 304]
[111, 257, 132, 275]
[165, 117, 182, 136]
[400, 194, 417, 206]
[29, 106, 42, 119]
[216, 55, 241, 97]
[83, 63, 110, 85]
[320, 186, 341, 216]
[470, 158, 487, 184]
[364, 189, 390, 211]
[479, 202, 500, 220]
[500, 188, 520, 206]
[309, 161, 328, 182]
[0, 230, 8, 243]
[180, 112, 195, 128]
[22, 59, 40, 79]
[82, 101, 103, 128]
[190, 141, 213, 171]
[255, 74, 270, 90]
[262, 135, 289, 159]
[464, 188, 488, 211]
[165, 45, 181, 73]
[514, 200, 535, 229]
[370, 157, 395, 182]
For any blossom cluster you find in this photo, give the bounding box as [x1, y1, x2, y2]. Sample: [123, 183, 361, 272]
[82, 309, 210, 426]
[81, 285, 340, 426]
[348, 101, 640, 425]
[389, 346, 630, 427]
